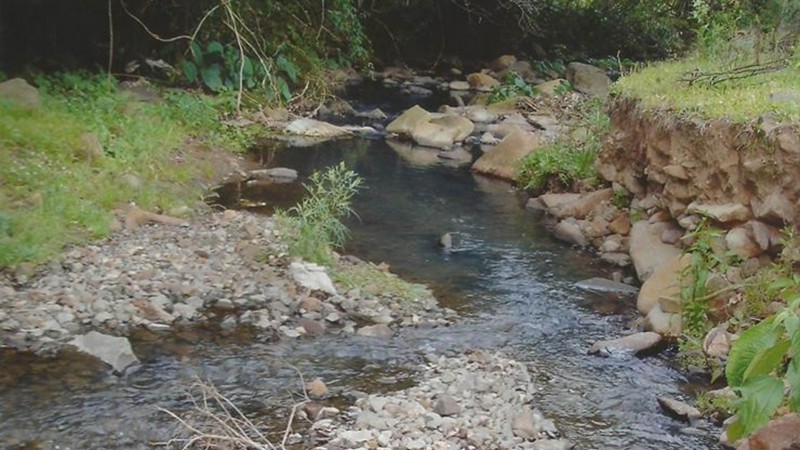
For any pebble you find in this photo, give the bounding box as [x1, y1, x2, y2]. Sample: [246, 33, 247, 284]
[0, 211, 453, 353]
[321, 352, 568, 450]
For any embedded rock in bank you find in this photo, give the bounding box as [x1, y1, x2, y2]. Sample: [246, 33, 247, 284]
[629, 221, 681, 282]
[247, 167, 298, 183]
[472, 130, 539, 180]
[0, 78, 41, 110]
[387, 105, 433, 135]
[687, 202, 752, 224]
[726, 227, 763, 259]
[637, 253, 690, 315]
[69, 331, 139, 373]
[589, 332, 662, 356]
[565, 62, 611, 96]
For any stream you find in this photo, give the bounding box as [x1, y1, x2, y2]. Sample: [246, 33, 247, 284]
[0, 93, 718, 450]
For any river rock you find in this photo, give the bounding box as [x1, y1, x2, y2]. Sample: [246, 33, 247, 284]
[638, 253, 690, 315]
[0, 78, 40, 109]
[472, 130, 539, 180]
[575, 277, 639, 297]
[430, 115, 474, 142]
[644, 303, 682, 336]
[387, 105, 433, 135]
[658, 396, 701, 422]
[289, 262, 337, 295]
[565, 62, 611, 96]
[512, 406, 538, 439]
[69, 331, 139, 373]
[532, 439, 572, 450]
[553, 188, 614, 220]
[307, 377, 329, 398]
[247, 167, 298, 183]
[539, 193, 582, 210]
[589, 332, 662, 356]
[467, 72, 501, 91]
[536, 79, 569, 97]
[737, 413, 800, 450]
[553, 220, 589, 247]
[434, 395, 461, 416]
[608, 212, 632, 235]
[629, 221, 681, 282]
[356, 324, 393, 338]
[490, 54, 517, 72]
[449, 80, 471, 91]
[285, 118, 351, 138]
[703, 326, 736, 359]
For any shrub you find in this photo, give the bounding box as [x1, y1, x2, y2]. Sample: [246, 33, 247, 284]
[275, 162, 363, 265]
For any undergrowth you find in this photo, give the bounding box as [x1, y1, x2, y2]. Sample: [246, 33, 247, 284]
[0, 73, 258, 268]
[516, 98, 609, 193]
[331, 261, 432, 303]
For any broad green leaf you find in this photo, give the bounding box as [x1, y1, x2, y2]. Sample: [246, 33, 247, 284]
[181, 60, 198, 84]
[201, 64, 224, 92]
[241, 56, 254, 77]
[206, 41, 224, 56]
[189, 41, 203, 64]
[276, 55, 299, 83]
[788, 357, 800, 411]
[276, 76, 292, 102]
[727, 317, 780, 387]
[743, 339, 790, 383]
[728, 375, 784, 441]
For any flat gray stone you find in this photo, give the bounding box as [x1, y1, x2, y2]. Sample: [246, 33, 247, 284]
[575, 277, 639, 297]
[69, 331, 139, 373]
[589, 332, 663, 356]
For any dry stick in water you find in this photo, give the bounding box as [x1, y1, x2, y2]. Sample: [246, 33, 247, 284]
[158, 367, 312, 450]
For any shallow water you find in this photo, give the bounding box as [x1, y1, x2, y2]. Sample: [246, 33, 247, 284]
[0, 137, 716, 449]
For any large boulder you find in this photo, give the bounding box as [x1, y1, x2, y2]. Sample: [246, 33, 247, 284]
[386, 105, 433, 135]
[629, 221, 681, 282]
[637, 253, 691, 315]
[565, 62, 611, 96]
[410, 114, 475, 150]
[472, 130, 539, 180]
[69, 331, 140, 373]
[0, 78, 41, 110]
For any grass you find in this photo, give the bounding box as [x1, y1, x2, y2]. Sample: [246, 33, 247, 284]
[615, 49, 800, 122]
[516, 98, 609, 193]
[0, 72, 259, 268]
[331, 261, 432, 303]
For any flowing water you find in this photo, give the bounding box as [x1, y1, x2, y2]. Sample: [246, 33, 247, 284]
[0, 106, 717, 449]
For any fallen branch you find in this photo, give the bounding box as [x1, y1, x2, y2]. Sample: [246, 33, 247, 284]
[680, 59, 788, 86]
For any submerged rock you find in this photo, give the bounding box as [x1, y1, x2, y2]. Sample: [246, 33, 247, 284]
[657, 396, 701, 423]
[69, 331, 139, 373]
[589, 332, 662, 356]
[575, 277, 639, 297]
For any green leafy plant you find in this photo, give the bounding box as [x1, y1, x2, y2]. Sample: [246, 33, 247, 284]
[275, 163, 364, 265]
[725, 228, 800, 440]
[516, 98, 609, 193]
[489, 71, 537, 103]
